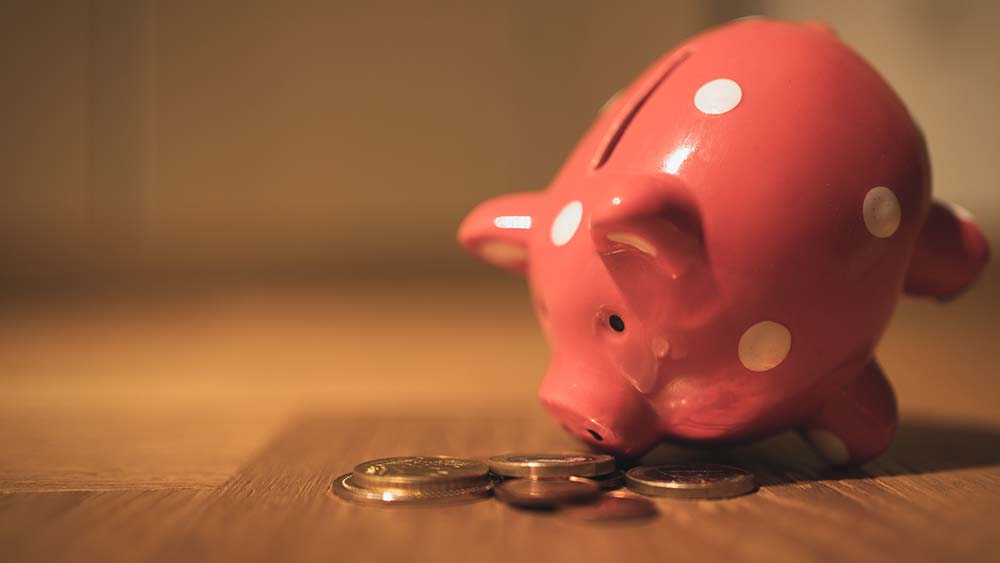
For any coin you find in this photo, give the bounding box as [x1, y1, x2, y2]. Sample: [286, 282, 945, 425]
[589, 470, 625, 490]
[494, 476, 601, 508]
[488, 453, 616, 478]
[561, 491, 658, 521]
[625, 463, 756, 499]
[331, 472, 494, 506]
[352, 456, 491, 491]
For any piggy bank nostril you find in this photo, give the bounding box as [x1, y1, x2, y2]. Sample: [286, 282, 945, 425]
[586, 429, 604, 442]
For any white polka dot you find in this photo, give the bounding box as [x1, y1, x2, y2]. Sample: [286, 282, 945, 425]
[694, 78, 742, 115]
[806, 429, 850, 465]
[863, 186, 901, 238]
[738, 321, 791, 372]
[550, 201, 583, 247]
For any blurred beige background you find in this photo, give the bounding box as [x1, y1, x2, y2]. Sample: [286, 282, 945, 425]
[3, 0, 998, 289]
[0, 0, 998, 491]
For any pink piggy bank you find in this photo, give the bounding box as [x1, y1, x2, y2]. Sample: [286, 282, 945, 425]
[458, 19, 989, 464]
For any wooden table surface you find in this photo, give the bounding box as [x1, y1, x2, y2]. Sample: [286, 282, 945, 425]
[1, 279, 998, 563]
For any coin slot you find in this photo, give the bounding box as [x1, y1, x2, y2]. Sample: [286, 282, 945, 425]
[592, 51, 691, 170]
[586, 429, 604, 442]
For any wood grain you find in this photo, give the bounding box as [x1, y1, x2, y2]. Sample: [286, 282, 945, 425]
[0, 281, 997, 562]
[2, 411, 999, 563]
[0, 410, 271, 492]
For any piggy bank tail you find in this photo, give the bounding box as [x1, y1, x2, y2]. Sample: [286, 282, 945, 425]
[904, 201, 990, 300]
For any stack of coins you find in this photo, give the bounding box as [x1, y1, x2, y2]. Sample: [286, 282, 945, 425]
[486, 452, 656, 519]
[331, 456, 494, 506]
[487, 453, 614, 508]
[487, 453, 618, 482]
[332, 453, 756, 520]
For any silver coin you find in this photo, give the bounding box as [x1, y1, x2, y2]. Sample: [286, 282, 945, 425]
[488, 453, 616, 478]
[352, 456, 490, 491]
[331, 473, 494, 507]
[625, 463, 756, 499]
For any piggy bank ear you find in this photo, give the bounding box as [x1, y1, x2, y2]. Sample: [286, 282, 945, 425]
[590, 176, 705, 285]
[458, 191, 542, 274]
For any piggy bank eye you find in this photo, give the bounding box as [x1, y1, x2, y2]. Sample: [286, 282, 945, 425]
[608, 314, 626, 333]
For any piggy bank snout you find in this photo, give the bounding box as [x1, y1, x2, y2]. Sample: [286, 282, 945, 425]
[539, 368, 660, 457]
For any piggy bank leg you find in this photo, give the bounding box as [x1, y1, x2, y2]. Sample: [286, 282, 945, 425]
[799, 360, 897, 466]
[904, 201, 989, 300]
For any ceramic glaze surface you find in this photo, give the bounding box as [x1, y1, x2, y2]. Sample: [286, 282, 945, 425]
[458, 19, 990, 463]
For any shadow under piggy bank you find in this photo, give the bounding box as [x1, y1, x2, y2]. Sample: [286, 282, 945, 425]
[637, 415, 1000, 487]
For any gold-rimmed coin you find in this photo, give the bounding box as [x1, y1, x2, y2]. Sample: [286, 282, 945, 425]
[331, 473, 494, 506]
[494, 476, 600, 508]
[562, 490, 658, 521]
[352, 456, 490, 491]
[625, 463, 756, 499]
[488, 453, 616, 478]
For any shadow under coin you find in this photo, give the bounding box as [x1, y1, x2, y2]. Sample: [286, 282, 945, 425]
[636, 415, 1000, 487]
